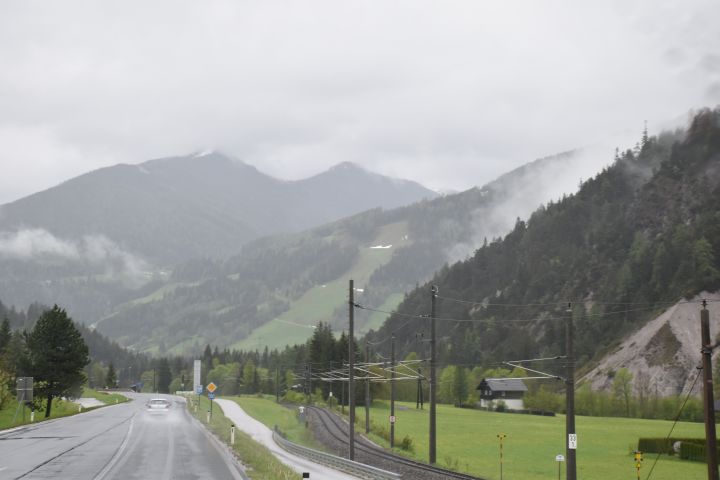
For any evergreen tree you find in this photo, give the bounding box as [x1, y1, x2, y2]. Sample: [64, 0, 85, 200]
[156, 358, 172, 393]
[105, 362, 117, 388]
[27, 305, 89, 417]
[243, 360, 256, 394]
[0, 317, 10, 353]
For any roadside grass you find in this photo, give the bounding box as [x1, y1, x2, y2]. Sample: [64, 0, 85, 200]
[80, 388, 130, 405]
[0, 397, 83, 430]
[229, 395, 327, 451]
[188, 395, 297, 480]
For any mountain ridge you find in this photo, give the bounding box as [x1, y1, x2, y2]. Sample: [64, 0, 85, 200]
[0, 152, 437, 265]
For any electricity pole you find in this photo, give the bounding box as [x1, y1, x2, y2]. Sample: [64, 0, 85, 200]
[390, 333, 396, 448]
[365, 340, 371, 434]
[429, 284, 438, 464]
[700, 300, 719, 480]
[348, 279, 356, 461]
[565, 303, 576, 480]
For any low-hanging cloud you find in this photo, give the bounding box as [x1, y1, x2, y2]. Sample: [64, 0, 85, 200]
[0, 228, 149, 278]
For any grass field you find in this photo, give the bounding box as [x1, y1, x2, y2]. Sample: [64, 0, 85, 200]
[230, 395, 709, 480]
[189, 395, 297, 480]
[0, 397, 84, 430]
[359, 400, 707, 480]
[228, 395, 327, 451]
[235, 222, 409, 351]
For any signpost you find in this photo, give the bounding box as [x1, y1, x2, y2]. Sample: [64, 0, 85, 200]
[207, 382, 217, 418]
[497, 433, 507, 480]
[194, 360, 202, 412]
[555, 454, 565, 480]
[633, 451, 643, 480]
[14, 377, 33, 423]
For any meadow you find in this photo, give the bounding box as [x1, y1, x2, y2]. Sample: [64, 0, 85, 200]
[227, 395, 709, 480]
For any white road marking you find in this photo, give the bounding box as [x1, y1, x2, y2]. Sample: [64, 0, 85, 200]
[93, 417, 135, 480]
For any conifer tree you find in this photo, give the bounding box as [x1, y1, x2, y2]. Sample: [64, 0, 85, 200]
[105, 362, 117, 388]
[0, 317, 10, 353]
[27, 305, 89, 417]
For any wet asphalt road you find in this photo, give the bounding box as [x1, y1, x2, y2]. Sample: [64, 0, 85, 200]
[0, 393, 245, 480]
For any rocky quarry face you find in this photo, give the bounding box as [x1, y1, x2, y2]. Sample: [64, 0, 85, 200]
[584, 291, 720, 397]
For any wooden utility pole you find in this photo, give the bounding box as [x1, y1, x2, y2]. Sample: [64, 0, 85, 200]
[565, 303, 576, 480]
[348, 279, 356, 461]
[365, 340, 371, 434]
[701, 300, 719, 480]
[429, 285, 438, 464]
[390, 333, 396, 448]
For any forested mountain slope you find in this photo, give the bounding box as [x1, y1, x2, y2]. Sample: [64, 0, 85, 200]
[367, 108, 720, 377]
[0, 154, 434, 324]
[95, 148, 607, 354]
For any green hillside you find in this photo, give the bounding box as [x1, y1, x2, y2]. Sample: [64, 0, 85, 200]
[235, 222, 408, 350]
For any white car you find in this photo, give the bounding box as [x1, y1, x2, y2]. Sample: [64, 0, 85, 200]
[146, 398, 172, 412]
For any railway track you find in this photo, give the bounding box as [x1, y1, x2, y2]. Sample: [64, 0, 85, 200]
[305, 406, 484, 480]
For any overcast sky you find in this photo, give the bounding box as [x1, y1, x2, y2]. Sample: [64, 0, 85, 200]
[1, 0, 719, 204]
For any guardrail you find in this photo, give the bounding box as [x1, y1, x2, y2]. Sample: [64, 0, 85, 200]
[272, 427, 402, 480]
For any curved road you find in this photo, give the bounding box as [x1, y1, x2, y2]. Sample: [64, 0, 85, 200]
[0, 393, 245, 480]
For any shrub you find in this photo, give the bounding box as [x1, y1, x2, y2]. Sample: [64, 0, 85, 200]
[637, 437, 706, 454]
[680, 442, 706, 462]
[400, 434, 414, 452]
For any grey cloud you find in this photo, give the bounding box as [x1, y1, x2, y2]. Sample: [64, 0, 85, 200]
[0, 1, 719, 204]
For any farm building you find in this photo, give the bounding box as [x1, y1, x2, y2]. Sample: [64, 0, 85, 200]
[476, 378, 528, 410]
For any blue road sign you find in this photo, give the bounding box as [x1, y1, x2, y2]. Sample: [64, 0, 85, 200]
[196, 385, 203, 394]
[208, 392, 215, 400]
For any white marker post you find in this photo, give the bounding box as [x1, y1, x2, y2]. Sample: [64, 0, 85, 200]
[555, 454, 565, 480]
[230, 425, 235, 445]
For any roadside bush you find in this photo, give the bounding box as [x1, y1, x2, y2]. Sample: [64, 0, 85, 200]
[400, 434, 414, 452]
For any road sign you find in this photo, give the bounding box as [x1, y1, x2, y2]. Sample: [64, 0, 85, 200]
[208, 392, 215, 400]
[16, 377, 33, 402]
[389, 415, 396, 424]
[196, 385, 203, 394]
[568, 434, 577, 450]
[193, 360, 201, 393]
[555, 454, 565, 462]
[207, 382, 217, 393]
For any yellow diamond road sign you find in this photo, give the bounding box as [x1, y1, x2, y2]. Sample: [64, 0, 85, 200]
[207, 382, 217, 393]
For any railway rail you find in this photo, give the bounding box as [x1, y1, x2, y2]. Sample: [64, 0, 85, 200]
[305, 405, 484, 480]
